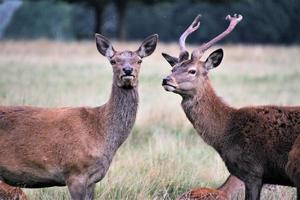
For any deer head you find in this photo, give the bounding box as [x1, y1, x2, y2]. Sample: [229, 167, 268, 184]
[162, 14, 242, 96]
[95, 34, 158, 89]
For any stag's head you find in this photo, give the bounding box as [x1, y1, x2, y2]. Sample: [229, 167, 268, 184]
[95, 34, 158, 89]
[162, 14, 242, 97]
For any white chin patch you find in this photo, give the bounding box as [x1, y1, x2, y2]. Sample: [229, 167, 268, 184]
[122, 76, 134, 81]
[163, 85, 176, 92]
[121, 76, 135, 88]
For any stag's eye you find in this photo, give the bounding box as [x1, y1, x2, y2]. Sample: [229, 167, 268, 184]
[137, 60, 142, 64]
[188, 69, 197, 75]
[110, 60, 116, 65]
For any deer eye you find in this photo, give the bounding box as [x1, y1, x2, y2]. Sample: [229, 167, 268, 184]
[188, 69, 197, 75]
[137, 60, 142, 64]
[110, 60, 116, 65]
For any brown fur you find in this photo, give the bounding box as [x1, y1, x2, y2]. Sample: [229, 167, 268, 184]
[0, 181, 27, 200]
[163, 55, 300, 199]
[177, 188, 227, 200]
[177, 175, 243, 200]
[0, 34, 158, 200]
[183, 79, 300, 199]
[161, 14, 279, 200]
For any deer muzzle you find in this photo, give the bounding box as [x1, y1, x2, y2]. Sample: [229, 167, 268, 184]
[162, 76, 177, 92]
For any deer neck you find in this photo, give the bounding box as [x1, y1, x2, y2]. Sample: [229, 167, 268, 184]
[101, 81, 139, 154]
[181, 79, 233, 149]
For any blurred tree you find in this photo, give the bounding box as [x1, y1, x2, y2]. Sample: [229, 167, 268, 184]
[71, 4, 95, 39]
[26, 0, 173, 40]
[190, 0, 243, 3]
[58, 0, 109, 34]
[113, 0, 165, 40]
[113, 0, 128, 40]
[0, 0, 22, 39]
[4, 1, 73, 40]
[4, 0, 300, 44]
[58, 0, 128, 40]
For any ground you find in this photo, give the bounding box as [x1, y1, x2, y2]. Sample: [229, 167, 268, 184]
[0, 40, 299, 199]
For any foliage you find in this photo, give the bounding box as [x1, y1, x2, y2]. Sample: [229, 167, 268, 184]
[4, 1, 73, 40]
[3, 0, 300, 44]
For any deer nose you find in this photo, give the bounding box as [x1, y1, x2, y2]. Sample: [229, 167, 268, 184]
[123, 66, 133, 75]
[162, 76, 172, 85]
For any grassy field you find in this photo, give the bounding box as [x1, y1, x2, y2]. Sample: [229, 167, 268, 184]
[0, 40, 300, 200]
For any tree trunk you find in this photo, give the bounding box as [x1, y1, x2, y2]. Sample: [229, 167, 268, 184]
[94, 4, 103, 34]
[115, 0, 128, 41]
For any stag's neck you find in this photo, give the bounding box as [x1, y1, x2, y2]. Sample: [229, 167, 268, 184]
[101, 83, 138, 153]
[181, 80, 233, 149]
[218, 176, 244, 198]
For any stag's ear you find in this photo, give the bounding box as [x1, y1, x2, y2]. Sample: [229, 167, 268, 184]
[95, 33, 116, 58]
[162, 53, 179, 67]
[137, 34, 158, 58]
[204, 48, 223, 70]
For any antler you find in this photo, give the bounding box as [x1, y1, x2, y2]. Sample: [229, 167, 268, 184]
[193, 14, 243, 58]
[179, 14, 201, 54]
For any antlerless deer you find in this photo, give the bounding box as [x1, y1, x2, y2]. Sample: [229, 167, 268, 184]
[162, 14, 300, 200]
[0, 34, 158, 200]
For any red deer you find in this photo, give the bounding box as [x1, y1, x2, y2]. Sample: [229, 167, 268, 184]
[0, 34, 158, 200]
[162, 14, 300, 200]
[0, 181, 28, 200]
[177, 175, 244, 200]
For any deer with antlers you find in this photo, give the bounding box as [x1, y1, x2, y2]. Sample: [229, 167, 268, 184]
[0, 34, 158, 200]
[162, 14, 300, 200]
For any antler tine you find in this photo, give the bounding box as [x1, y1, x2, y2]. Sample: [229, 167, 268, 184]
[197, 14, 243, 55]
[179, 14, 201, 54]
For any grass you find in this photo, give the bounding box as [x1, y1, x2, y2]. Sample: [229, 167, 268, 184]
[0, 40, 300, 199]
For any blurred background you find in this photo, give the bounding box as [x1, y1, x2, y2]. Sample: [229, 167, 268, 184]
[1, 0, 300, 43]
[0, 0, 300, 199]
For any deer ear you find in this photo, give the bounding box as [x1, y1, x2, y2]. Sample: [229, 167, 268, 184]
[137, 34, 158, 58]
[161, 53, 178, 67]
[95, 33, 115, 58]
[204, 48, 223, 70]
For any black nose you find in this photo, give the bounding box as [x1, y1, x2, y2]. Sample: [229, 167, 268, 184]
[162, 76, 171, 85]
[123, 66, 133, 75]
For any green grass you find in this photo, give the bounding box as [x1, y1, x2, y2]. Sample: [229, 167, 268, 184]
[0, 41, 299, 199]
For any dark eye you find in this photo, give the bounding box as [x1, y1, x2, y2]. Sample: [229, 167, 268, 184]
[188, 69, 197, 75]
[137, 60, 142, 64]
[110, 60, 116, 65]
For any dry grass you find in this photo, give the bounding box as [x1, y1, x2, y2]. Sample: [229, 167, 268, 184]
[0, 40, 299, 199]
